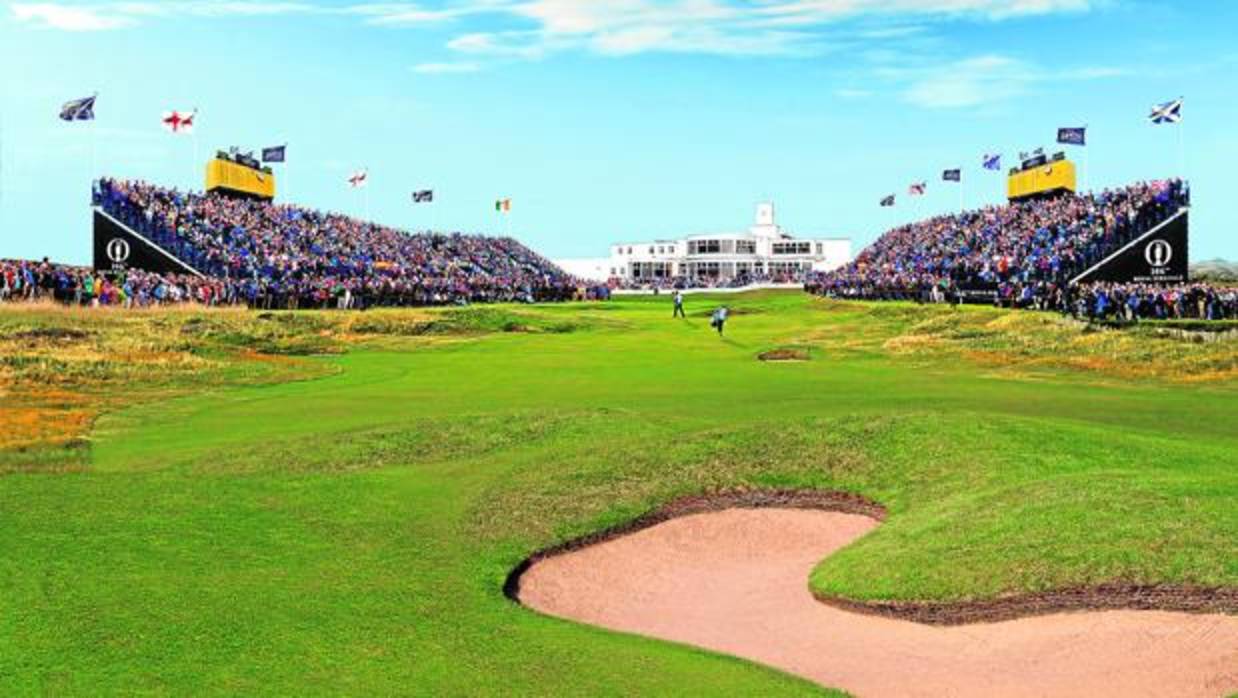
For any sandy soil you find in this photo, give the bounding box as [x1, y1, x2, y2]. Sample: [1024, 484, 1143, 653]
[518, 508, 1238, 697]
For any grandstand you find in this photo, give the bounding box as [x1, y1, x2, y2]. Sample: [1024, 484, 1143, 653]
[91, 178, 578, 308]
[808, 179, 1191, 310]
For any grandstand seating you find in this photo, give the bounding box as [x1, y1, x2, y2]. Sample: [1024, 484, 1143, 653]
[809, 179, 1189, 301]
[93, 178, 577, 307]
[802, 179, 1238, 320]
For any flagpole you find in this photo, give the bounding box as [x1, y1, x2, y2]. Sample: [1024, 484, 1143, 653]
[1177, 103, 1186, 182]
[192, 129, 199, 191]
[0, 107, 5, 212]
[91, 116, 98, 186]
[1082, 123, 1089, 194]
[1083, 140, 1090, 194]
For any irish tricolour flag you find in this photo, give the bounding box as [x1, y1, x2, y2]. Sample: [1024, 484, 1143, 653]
[495, 198, 511, 213]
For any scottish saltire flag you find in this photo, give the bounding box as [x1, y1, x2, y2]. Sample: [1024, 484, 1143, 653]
[161, 109, 196, 135]
[942, 169, 961, 182]
[982, 153, 1001, 170]
[262, 145, 286, 163]
[908, 182, 926, 196]
[347, 169, 368, 188]
[60, 95, 96, 122]
[1149, 98, 1183, 124]
[1057, 127, 1087, 146]
[412, 190, 433, 203]
[880, 194, 895, 207]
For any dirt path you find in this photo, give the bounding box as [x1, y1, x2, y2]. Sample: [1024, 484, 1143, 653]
[517, 508, 1238, 697]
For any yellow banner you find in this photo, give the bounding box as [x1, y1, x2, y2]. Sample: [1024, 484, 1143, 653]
[205, 158, 276, 200]
[1008, 159, 1076, 201]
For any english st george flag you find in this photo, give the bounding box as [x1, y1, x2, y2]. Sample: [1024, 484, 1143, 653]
[908, 182, 926, 196]
[162, 109, 196, 135]
[60, 95, 96, 122]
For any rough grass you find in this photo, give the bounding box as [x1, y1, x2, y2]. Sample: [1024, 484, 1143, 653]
[801, 299, 1238, 382]
[0, 292, 1234, 696]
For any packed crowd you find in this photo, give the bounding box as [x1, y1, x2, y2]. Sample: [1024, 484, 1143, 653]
[2, 256, 611, 309]
[93, 178, 580, 307]
[811, 179, 1189, 295]
[805, 179, 1235, 320]
[2, 258, 235, 307]
[1067, 282, 1238, 321]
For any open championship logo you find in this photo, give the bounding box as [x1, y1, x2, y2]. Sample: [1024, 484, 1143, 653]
[106, 238, 131, 264]
[1144, 239, 1172, 268]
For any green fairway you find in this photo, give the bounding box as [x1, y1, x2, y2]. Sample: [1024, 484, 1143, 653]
[2, 292, 1235, 695]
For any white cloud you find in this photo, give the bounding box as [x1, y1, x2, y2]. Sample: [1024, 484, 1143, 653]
[893, 54, 1127, 109]
[412, 61, 482, 73]
[8, 0, 1101, 61]
[834, 87, 874, 99]
[11, 3, 133, 30]
[446, 31, 556, 58]
[902, 54, 1032, 108]
[752, 0, 1091, 25]
[349, 2, 503, 25]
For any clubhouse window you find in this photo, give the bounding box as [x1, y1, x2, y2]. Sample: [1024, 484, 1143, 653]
[772, 242, 811, 255]
[689, 240, 722, 255]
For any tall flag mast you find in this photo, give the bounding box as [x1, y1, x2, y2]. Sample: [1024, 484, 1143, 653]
[1149, 98, 1185, 180]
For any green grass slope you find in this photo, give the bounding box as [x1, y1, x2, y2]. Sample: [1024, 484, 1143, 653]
[1, 292, 1234, 695]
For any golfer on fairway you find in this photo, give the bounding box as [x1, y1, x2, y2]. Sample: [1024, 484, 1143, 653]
[672, 290, 686, 318]
[710, 305, 729, 336]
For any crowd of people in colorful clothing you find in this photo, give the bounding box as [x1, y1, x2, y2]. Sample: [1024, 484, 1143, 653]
[92, 178, 581, 307]
[811, 179, 1189, 293]
[4, 176, 1234, 320]
[1, 258, 237, 307]
[1068, 282, 1237, 321]
[805, 179, 1236, 320]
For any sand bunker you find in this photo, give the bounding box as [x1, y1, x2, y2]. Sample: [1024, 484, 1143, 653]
[517, 508, 1238, 697]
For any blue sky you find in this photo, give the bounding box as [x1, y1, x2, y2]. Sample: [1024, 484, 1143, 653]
[1, 0, 1235, 264]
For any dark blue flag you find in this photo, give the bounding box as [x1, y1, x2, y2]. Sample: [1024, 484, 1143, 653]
[1057, 127, 1086, 146]
[262, 145, 286, 163]
[880, 194, 895, 207]
[942, 169, 961, 182]
[60, 95, 96, 122]
[1149, 98, 1183, 124]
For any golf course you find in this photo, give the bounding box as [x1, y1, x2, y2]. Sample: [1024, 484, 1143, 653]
[2, 291, 1236, 695]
